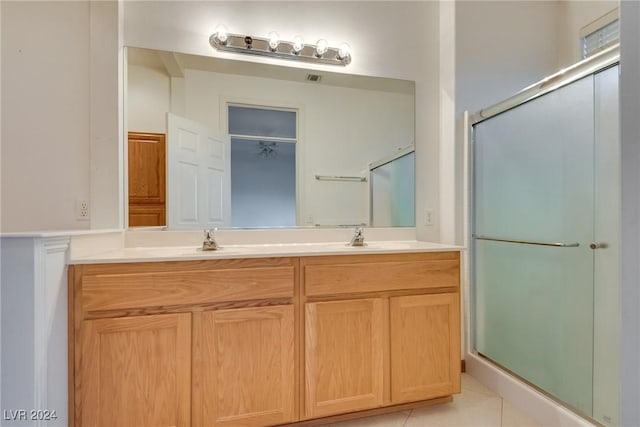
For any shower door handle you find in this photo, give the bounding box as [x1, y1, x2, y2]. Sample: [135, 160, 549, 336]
[589, 242, 608, 250]
[473, 235, 579, 247]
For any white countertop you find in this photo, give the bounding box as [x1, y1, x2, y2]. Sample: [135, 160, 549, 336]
[68, 240, 462, 264]
[0, 229, 123, 238]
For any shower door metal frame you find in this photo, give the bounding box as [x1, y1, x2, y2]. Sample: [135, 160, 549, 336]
[469, 43, 619, 127]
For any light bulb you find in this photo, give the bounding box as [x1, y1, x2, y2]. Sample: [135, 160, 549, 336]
[337, 42, 351, 61]
[267, 31, 280, 51]
[292, 35, 304, 54]
[315, 39, 328, 57]
[215, 24, 228, 44]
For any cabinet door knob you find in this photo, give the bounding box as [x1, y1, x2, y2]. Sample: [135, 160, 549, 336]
[590, 242, 608, 250]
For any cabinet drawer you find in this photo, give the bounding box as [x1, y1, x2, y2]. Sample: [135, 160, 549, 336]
[80, 258, 295, 313]
[303, 252, 459, 297]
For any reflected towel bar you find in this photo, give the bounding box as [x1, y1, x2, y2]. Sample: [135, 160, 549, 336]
[473, 236, 580, 248]
[315, 175, 367, 182]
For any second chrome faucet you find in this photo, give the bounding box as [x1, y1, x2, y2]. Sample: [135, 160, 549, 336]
[202, 228, 219, 251]
[349, 226, 365, 246]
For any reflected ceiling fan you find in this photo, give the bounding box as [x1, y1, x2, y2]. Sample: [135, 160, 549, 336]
[257, 141, 278, 158]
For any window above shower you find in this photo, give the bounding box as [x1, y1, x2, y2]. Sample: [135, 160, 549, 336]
[581, 8, 619, 59]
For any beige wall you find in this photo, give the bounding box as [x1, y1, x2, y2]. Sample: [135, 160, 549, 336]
[2, 1, 91, 231]
[1, 1, 120, 232]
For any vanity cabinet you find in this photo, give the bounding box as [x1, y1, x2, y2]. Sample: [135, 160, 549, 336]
[79, 313, 192, 427]
[301, 252, 461, 419]
[390, 293, 460, 403]
[69, 251, 460, 426]
[192, 305, 295, 427]
[69, 257, 297, 427]
[304, 298, 384, 418]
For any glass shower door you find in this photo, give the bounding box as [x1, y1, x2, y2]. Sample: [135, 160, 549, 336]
[473, 75, 596, 414]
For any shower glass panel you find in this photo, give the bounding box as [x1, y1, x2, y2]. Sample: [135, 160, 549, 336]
[474, 76, 596, 414]
[370, 151, 415, 227]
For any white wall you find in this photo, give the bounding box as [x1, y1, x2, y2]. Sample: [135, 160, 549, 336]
[123, 0, 453, 242]
[127, 64, 170, 133]
[456, 1, 560, 115]
[1, 1, 121, 232]
[2, 1, 91, 232]
[89, 1, 122, 230]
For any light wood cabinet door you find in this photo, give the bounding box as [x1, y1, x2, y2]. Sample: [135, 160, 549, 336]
[305, 299, 384, 418]
[390, 293, 460, 403]
[192, 305, 296, 427]
[79, 313, 191, 427]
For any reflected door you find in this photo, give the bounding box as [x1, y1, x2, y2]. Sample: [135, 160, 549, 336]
[473, 75, 596, 414]
[128, 132, 166, 226]
[166, 113, 231, 229]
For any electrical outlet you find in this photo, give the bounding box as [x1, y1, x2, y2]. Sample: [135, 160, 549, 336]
[76, 199, 90, 220]
[304, 214, 314, 224]
[424, 209, 434, 226]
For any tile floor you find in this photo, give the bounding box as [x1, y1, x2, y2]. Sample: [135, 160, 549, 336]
[323, 374, 542, 427]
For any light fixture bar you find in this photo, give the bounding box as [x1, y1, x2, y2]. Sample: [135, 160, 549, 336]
[209, 32, 351, 66]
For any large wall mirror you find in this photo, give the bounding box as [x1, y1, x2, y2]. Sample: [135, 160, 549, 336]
[126, 47, 415, 229]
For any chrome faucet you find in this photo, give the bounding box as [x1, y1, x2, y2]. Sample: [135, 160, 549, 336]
[349, 226, 365, 246]
[202, 228, 219, 251]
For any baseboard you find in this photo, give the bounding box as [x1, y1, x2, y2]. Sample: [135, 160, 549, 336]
[465, 353, 597, 427]
[285, 396, 453, 426]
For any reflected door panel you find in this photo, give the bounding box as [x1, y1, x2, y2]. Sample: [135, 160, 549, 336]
[167, 113, 231, 229]
[128, 132, 166, 227]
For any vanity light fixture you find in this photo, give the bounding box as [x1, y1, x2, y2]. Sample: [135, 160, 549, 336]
[209, 26, 351, 66]
[337, 43, 351, 61]
[291, 35, 304, 55]
[267, 31, 279, 51]
[315, 39, 329, 57]
[214, 25, 229, 45]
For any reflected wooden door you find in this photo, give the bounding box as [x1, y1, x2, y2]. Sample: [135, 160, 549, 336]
[128, 132, 166, 226]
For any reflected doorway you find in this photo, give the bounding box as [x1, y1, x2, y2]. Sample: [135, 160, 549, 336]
[228, 105, 298, 228]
